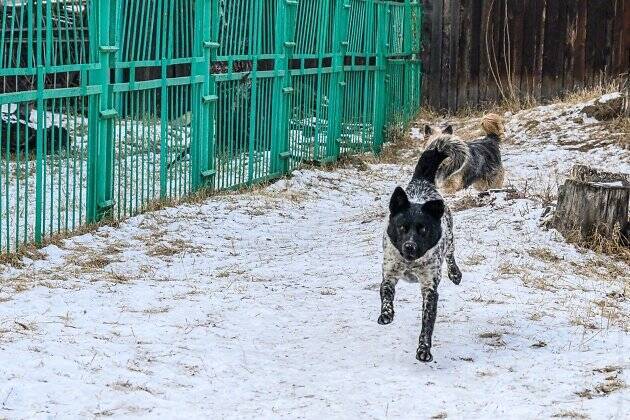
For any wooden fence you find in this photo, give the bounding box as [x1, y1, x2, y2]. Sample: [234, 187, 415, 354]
[421, 0, 629, 112]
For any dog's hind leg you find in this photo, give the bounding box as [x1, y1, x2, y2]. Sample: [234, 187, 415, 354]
[439, 173, 465, 194]
[417, 282, 439, 362]
[378, 273, 399, 325]
[473, 166, 505, 191]
[445, 221, 462, 285]
[489, 166, 505, 188]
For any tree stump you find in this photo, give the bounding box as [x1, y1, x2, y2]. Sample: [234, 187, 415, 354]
[552, 165, 630, 245]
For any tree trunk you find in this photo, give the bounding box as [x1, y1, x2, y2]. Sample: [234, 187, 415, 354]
[552, 165, 630, 244]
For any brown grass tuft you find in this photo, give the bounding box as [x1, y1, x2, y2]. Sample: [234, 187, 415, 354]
[564, 228, 630, 265]
[551, 410, 589, 419]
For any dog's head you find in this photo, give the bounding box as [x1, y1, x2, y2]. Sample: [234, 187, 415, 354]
[423, 124, 453, 142]
[386, 187, 445, 261]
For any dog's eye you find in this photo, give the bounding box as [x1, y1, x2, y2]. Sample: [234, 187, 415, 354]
[398, 225, 408, 233]
[417, 225, 427, 234]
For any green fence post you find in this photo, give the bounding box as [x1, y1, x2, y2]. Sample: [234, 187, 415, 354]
[87, 0, 116, 222]
[193, 0, 219, 190]
[326, 0, 351, 162]
[270, 0, 298, 176]
[414, 1, 424, 113]
[33, 0, 44, 245]
[402, 0, 412, 123]
[372, 1, 389, 153]
[159, 0, 170, 199]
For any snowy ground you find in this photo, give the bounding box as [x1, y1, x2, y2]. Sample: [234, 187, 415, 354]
[0, 97, 628, 419]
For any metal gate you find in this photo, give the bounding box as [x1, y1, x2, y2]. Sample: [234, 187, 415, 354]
[0, 0, 422, 254]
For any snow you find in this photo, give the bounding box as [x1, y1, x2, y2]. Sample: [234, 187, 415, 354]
[592, 181, 626, 188]
[598, 92, 623, 103]
[1, 97, 629, 418]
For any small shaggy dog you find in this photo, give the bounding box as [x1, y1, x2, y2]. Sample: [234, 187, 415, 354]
[378, 146, 462, 363]
[423, 113, 505, 193]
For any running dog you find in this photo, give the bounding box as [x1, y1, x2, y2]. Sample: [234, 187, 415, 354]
[378, 146, 462, 363]
[423, 113, 505, 193]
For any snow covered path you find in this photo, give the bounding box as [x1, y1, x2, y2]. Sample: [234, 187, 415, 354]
[1, 100, 629, 419]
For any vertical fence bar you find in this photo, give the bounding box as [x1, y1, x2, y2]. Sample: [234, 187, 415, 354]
[372, 1, 389, 152]
[326, 0, 350, 162]
[247, 0, 260, 185]
[34, 0, 44, 245]
[194, 0, 219, 190]
[159, 0, 169, 198]
[88, 0, 116, 222]
[270, 0, 298, 176]
[193, 0, 204, 190]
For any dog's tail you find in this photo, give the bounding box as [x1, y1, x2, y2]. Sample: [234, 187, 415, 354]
[412, 137, 461, 185]
[481, 113, 504, 140]
[418, 135, 469, 185]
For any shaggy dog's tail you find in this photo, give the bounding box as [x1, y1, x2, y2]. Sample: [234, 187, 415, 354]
[423, 135, 469, 184]
[481, 113, 504, 140]
[412, 148, 450, 185]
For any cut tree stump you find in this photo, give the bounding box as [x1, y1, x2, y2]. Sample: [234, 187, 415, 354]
[552, 165, 630, 245]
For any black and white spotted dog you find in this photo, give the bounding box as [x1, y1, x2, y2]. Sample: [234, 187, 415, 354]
[378, 147, 462, 363]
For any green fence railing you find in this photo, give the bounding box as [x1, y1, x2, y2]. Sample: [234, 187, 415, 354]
[0, 0, 422, 254]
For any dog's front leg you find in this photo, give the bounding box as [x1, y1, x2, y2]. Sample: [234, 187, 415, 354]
[416, 284, 439, 362]
[378, 273, 398, 325]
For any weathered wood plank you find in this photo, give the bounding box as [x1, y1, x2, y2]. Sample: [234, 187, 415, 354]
[447, 0, 461, 111]
[573, 0, 587, 89]
[457, 0, 472, 109]
[508, 0, 524, 100]
[478, 0, 493, 106]
[468, 0, 483, 107]
[421, 0, 434, 105]
[563, 0, 578, 93]
[542, 0, 562, 100]
[440, 0, 451, 110]
[520, 0, 538, 98]
[428, 0, 444, 109]
[533, 0, 546, 100]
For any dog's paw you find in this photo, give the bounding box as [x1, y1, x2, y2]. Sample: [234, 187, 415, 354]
[448, 267, 462, 285]
[377, 311, 394, 325]
[416, 348, 433, 363]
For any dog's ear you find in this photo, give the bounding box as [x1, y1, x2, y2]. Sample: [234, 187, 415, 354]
[424, 125, 433, 136]
[422, 199, 445, 220]
[442, 125, 453, 135]
[389, 187, 410, 216]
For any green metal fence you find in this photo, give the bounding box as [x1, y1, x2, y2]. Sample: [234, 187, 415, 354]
[0, 0, 422, 254]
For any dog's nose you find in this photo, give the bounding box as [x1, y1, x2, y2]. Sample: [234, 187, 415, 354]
[403, 242, 417, 254]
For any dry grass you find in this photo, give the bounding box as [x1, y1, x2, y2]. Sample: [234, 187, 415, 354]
[573, 256, 628, 282]
[0, 219, 121, 268]
[551, 411, 589, 419]
[609, 114, 630, 149]
[214, 265, 247, 279]
[424, 77, 626, 119]
[527, 247, 562, 263]
[450, 194, 493, 212]
[497, 261, 563, 292]
[146, 238, 204, 258]
[372, 123, 419, 164]
[478, 331, 506, 347]
[565, 228, 630, 265]
[576, 376, 626, 399]
[560, 78, 626, 105]
[464, 253, 487, 266]
[64, 246, 117, 270]
[107, 272, 132, 284]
